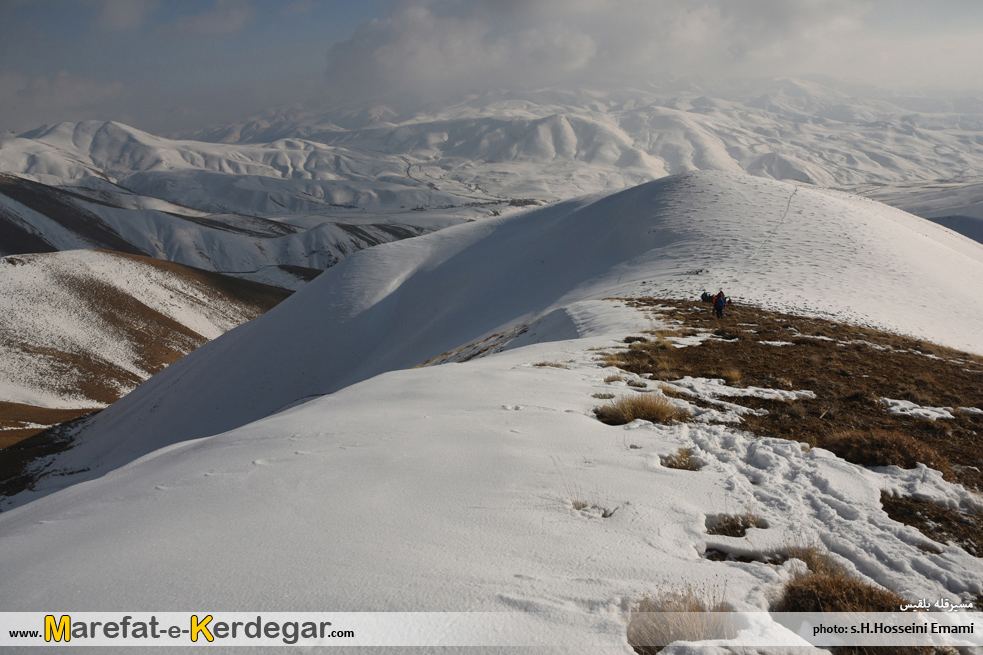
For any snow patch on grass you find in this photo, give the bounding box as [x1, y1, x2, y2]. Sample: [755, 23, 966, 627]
[882, 398, 956, 421]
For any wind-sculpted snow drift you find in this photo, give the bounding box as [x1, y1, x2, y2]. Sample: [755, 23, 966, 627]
[15, 171, 983, 502]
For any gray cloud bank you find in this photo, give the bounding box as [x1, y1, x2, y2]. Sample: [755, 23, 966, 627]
[323, 0, 983, 108]
[2, 0, 982, 136]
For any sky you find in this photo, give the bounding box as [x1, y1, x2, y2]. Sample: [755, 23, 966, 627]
[1, 0, 982, 136]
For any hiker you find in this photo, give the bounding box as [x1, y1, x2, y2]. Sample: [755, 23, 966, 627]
[701, 291, 709, 303]
[713, 291, 726, 319]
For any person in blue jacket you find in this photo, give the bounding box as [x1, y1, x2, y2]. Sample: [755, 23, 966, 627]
[713, 291, 726, 318]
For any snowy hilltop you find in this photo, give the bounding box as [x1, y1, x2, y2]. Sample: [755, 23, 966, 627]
[1, 171, 981, 652]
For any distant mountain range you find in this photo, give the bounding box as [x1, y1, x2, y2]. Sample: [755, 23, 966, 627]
[2, 79, 981, 259]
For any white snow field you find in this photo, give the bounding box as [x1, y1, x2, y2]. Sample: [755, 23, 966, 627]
[1, 172, 982, 652]
[0, 250, 288, 409]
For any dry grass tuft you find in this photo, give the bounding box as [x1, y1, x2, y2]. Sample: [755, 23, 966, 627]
[627, 583, 735, 654]
[714, 368, 742, 384]
[598, 352, 624, 367]
[595, 394, 690, 426]
[785, 542, 846, 578]
[533, 361, 569, 369]
[776, 543, 909, 615]
[766, 375, 794, 389]
[592, 392, 615, 400]
[661, 447, 702, 471]
[706, 509, 766, 537]
[640, 327, 676, 349]
[825, 429, 953, 479]
[658, 383, 685, 398]
[627, 379, 648, 389]
[551, 456, 602, 515]
[841, 390, 881, 406]
[650, 334, 674, 350]
[775, 569, 909, 614]
[601, 345, 672, 376]
[604, 374, 625, 383]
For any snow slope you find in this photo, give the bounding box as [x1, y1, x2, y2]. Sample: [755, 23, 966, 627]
[0, 250, 289, 409]
[13, 171, 983, 501]
[223, 264, 322, 291]
[0, 172, 453, 278]
[1, 333, 981, 652]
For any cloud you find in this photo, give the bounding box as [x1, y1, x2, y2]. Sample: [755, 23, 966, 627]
[163, 0, 252, 36]
[91, 0, 159, 31]
[323, 0, 872, 105]
[0, 72, 125, 133]
[281, 0, 314, 16]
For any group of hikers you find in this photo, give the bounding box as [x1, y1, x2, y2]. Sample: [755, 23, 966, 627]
[701, 290, 730, 318]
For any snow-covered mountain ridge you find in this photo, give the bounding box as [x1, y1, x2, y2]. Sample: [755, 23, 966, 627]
[861, 179, 983, 244]
[12, 170, 981, 508]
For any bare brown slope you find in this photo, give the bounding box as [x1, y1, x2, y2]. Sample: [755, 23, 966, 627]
[604, 298, 983, 491]
[0, 251, 291, 447]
